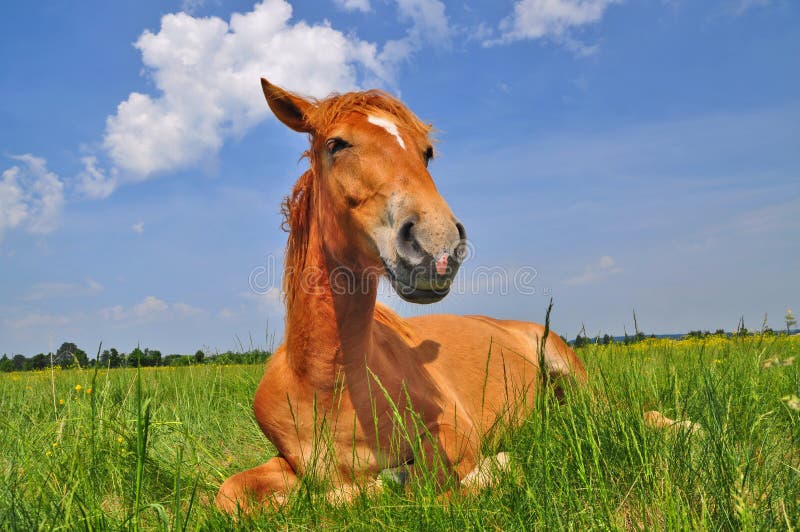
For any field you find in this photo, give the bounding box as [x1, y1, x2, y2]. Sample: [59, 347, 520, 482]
[1, 335, 799, 529]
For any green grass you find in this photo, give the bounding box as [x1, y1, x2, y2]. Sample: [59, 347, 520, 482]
[1, 335, 799, 529]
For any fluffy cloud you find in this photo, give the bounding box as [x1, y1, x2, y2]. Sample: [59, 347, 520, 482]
[380, 0, 450, 65]
[487, 0, 620, 53]
[0, 155, 64, 242]
[101, 0, 389, 181]
[563, 255, 622, 286]
[76, 156, 117, 199]
[22, 278, 104, 301]
[131, 222, 144, 234]
[101, 296, 204, 323]
[334, 0, 371, 11]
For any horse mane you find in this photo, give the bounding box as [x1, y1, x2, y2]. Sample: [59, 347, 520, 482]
[280, 89, 433, 313]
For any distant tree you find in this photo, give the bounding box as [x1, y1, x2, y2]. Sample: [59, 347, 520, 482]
[601, 334, 612, 345]
[12, 354, 28, 371]
[193, 349, 205, 364]
[30, 353, 49, 370]
[786, 309, 797, 335]
[99, 348, 124, 368]
[144, 349, 162, 367]
[0, 355, 13, 372]
[55, 342, 88, 368]
[129, 347, 145, 366]
[714, 329, 727, 336]
[573, 334, 590, 348]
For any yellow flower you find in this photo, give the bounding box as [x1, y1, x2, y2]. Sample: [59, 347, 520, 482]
[46, 450, 52, 457]
[117, 436, 124, 444]
[59, 399, 65, 405]
[74, 384, 82, 392]
[86, 387, 92, 394]
[52, 442, 58, 448]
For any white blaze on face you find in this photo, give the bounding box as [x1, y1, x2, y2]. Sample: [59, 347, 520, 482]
[367, 115, 406, 150]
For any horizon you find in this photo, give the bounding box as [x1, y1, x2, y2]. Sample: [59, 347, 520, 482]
[1, 0, 798, 355]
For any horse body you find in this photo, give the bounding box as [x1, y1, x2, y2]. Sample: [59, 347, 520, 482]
[215, 79, 586, 513]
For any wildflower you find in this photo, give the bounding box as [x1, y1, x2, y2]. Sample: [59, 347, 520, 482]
[781, 394, 800, 411]
[74, 384, 82, 392]
[117, 436, 124, 444]
[86, 387, 92, 394]
[52, 442, 58, 448]
[59, 399, 65, 405]
[46, 450, 52, 457]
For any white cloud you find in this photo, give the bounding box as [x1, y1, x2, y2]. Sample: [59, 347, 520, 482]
[22, 278, 104, 301]
[181, 0, 207, 14]
[729, 0, 770, 15]
[100, 296, 204, 323]
[76, 156, 117, 199]
[4, 312, 72, 330]
[173, 302, 204, 317]
[0, 155, 64, 242]
[334, 0, 371, 12]
[101, 0, 389, 182]
[380, 0, 450, 65]
[132, 295, 169, 317]
[217, 307, 237, 319]
[487, 0, 620, 53]
[131, 222, 145, 234]
[563, 255, 622, 286]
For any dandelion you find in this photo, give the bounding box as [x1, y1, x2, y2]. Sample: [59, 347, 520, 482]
[52, 442, 58, 448]
[46, 450, 52, 457]
[74, 384, 82, 392]
[59, 398, 64, 405]
[117, 436, 124, 444]
[86, 387, 92, 394]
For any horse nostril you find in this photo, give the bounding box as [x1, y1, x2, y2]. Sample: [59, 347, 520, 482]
[396, 219, 425, 262]
[455, 222, 467, 241]
[400, 220, 415, 244]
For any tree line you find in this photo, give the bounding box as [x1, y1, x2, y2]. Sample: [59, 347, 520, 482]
[0, 342, 270, 372]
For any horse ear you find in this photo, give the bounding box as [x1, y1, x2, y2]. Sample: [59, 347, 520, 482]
[261, 78, 313, 133]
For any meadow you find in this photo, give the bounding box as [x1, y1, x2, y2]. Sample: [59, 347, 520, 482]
[1, 334, 798, 530]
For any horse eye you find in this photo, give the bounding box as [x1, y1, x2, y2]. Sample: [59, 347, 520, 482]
[424, 146, 434, 167]
[326, 137, 350, 155]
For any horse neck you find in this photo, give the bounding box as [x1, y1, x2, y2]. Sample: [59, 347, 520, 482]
[283, 215, 377, 386]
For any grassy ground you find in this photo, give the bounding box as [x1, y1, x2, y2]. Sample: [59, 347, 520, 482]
[1, 334, 798, 529]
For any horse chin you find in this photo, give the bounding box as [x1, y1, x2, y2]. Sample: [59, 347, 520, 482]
[392, 281, 450, 304]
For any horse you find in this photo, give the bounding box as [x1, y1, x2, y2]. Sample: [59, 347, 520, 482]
[215, 78, 588, 513]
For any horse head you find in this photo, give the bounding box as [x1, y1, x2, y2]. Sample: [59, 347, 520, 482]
[261, 78, 467, 304]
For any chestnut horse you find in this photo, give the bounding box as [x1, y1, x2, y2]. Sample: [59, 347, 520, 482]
[216, 78, 587, 513]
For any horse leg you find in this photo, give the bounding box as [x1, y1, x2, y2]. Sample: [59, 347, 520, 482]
[215, 456, 298, 514]
[397, 422, 480, 493]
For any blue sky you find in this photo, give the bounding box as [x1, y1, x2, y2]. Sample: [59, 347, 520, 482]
[1, 0, 798, 356]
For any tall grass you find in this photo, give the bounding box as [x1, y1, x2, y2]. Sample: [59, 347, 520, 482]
[1, 335, 798, 529]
